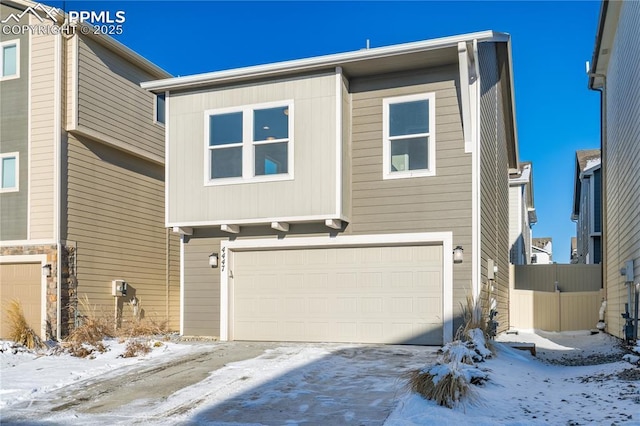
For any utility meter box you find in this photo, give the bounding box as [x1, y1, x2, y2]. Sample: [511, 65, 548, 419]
[112, 280, 127, 297]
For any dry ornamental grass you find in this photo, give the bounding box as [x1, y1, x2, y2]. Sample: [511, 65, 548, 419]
[5, 300, 45, 350]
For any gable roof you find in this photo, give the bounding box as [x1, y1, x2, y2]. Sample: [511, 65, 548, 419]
[509, 162, 537, 224]
[589, 0, 622, 89]
[2, 0, 170, 79]
[577, 149, 601, 173]
[572, 149, 601, 218]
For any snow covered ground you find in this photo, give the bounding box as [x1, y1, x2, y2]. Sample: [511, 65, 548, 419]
[388, 330, 640, 425]
[1, 331, 639, 425]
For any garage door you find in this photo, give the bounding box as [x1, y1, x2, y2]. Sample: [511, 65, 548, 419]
[231, 245, 443, 345]
[0, 263, 43, 339]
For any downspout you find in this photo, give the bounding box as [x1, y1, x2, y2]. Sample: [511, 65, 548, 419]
[588, 72, 606, 325]
[166, 227, 170, 324]
[54, 32, 63, 341]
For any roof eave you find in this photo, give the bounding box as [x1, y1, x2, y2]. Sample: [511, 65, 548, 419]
[141, 30, 509, 92]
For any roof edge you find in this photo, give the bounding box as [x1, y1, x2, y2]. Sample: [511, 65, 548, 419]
[3, 0, 171, 79]
[142, 30, 509, 92]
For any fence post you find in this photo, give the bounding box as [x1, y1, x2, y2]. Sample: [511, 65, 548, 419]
[556, 290, 561, 331]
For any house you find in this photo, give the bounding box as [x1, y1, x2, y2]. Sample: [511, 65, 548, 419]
[571, 149, 601, 264]
[143, 31, 520, 345]
[570, 237, 579, 263]
[531, 238, 553, 264]
[0, 0, 179, 340]
[509, 162, 536, 265]
[589, 0, 640, 340]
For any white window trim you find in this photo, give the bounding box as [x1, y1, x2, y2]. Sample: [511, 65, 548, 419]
[0, 152, 19, 193]
[0, 39, 20, 81]
[204, 100, 294, 186]
[154, 91, 167, 126]
[382, 92, 436, 180]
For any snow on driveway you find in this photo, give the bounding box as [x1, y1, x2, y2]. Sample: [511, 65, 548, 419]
[1, 341, 436, 425]
[1, 331, 639, 425]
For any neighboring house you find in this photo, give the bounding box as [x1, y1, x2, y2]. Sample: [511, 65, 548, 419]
[570, 237, 579, 264]
[143, 31, 520, 345]
[531, 238, 553, 264]
[589, 0, 640, 340]
[509, 162, 536, 265]
[0, 0, 179, 340]
[571, 149, 601, 264]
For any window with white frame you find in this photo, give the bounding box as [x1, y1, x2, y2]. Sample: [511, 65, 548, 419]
[382, 93, 436, 179]
[206, 101, 293, 184]
[0, 40, 19, 80]
[0, 152, 19, 192]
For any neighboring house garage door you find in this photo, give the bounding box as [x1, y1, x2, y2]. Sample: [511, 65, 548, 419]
[0, 263, 42, 338]
[231, 245, 443, 345]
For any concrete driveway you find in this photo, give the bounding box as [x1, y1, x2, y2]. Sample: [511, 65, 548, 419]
[2, 342, 438, 425]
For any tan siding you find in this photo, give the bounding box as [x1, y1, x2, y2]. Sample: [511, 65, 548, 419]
[348, 65, 473, 327]
[168, 73, 339, 224]
[65, 35, 77, 130]
[183, 234, 222, 336]
[29, 27, 56, 240]
[603, 1, 640, 339]
[478, 42, 511, 333]
[66, 134, 177, 330]
[75, 36, 163, 160]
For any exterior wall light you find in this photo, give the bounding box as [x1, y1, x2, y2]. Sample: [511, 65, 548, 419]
[453, 246, 464, 264]
[42, 264, 52, 277]
[209, 253, 219, 268]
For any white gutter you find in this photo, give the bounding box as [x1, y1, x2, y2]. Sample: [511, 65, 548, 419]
[142, 31, 509, 91]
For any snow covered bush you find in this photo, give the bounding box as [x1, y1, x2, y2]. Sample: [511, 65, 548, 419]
[408, 334, 491, 408]
[467, 328, 492, 360]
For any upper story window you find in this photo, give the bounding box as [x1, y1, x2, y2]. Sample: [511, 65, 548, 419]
[205, 101, 293, 185]
[382, 93, 436, 180]
[155, 93, 166, 125]
[1, 40, 19, 81]
[0, 152, 19, 192]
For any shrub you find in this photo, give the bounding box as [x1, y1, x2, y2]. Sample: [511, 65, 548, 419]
[121, 339, 151, 358]
[63, 296, 112, 357]
[118, 316, 167, 338]
[408, 359, 488, 408]
[4, 300, 45, 350]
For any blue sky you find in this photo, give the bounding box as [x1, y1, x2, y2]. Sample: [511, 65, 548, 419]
[53, 1, 602, 263]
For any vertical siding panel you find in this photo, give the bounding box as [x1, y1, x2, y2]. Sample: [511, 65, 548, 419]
[167, 74, 338, 224]
[604, 1, 640, 339]
[29, 28, 56, 240]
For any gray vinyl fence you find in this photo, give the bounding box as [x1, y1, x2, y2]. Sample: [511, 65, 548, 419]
[514, 264, 602, 292]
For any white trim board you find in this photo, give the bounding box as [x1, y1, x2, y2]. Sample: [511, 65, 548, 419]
[167, 214, 349, 229]
[219, 232, 454, 344]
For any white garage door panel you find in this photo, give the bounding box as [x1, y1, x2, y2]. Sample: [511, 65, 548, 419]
[0, 263, 42, 339]
[232, 245, 443, 345]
